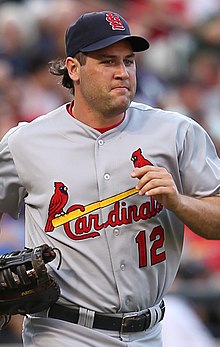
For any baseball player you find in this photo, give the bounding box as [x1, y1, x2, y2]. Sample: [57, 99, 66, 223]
[0, 10, 220, 347]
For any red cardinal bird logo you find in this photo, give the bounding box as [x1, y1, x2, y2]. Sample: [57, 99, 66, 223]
[45, 182, 68, 232]
[131, 148, 153, 168]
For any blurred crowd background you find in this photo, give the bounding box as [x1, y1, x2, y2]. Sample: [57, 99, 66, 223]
[0, 0, 219, 346]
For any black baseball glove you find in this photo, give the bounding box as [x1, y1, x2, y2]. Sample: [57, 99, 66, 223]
[0, 244, 61, 328]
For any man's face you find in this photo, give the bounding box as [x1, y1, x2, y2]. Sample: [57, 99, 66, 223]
[76, 40, 137, 117]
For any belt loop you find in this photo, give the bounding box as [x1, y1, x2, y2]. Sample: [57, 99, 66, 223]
[119, 314, 126, 337]
[147, 306, 156, 329]
[147, 300, 163, 329]
[78, 307, 95, 328]
[45, 307, 50, 318]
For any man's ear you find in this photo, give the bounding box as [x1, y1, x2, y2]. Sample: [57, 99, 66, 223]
[65, 57, 81, 82]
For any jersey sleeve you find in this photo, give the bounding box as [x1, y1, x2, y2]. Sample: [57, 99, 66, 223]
[179, 118, 220, 197]
[0, 129, 27, 219]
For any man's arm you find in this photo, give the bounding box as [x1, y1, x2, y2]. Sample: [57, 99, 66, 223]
[131, 166, 220, 240]
[169, 195, 220, 240]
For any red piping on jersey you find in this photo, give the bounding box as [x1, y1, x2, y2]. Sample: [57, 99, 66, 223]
[67, 102, 125, 133]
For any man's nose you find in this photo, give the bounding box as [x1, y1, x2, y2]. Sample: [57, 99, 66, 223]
[114, 63, 129, 79]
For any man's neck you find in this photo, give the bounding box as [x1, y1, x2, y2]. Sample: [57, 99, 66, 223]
[69, 101, 125, 129]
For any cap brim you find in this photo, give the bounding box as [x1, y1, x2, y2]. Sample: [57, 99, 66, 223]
[80, 35, 150, 53]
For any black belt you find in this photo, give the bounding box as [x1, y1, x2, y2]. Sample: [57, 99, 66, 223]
[48, 301, 165, 333]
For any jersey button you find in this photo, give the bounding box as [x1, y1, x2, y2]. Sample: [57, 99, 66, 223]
[120, 264, 125, 271]
[98, 139, 104, 146]
[125, 298, 132, 306]
[104, 173, 110, 180]
[113, 228, 120, 236]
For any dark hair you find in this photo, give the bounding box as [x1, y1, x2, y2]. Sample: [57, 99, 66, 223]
[49, 52, 87, 95]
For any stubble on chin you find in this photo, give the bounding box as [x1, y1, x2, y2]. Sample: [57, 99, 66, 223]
[106, 88, 135, 116]
[103, 97, 132, 117]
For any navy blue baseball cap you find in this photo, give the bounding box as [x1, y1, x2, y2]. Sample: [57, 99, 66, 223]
[65, 11, 150, 57]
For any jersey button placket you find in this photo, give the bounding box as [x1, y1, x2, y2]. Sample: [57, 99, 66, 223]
[97, 138, 111, 181]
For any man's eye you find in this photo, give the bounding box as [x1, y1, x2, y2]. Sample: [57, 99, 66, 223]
[124, 59, 134, 66]
[102, 60, 114, 65]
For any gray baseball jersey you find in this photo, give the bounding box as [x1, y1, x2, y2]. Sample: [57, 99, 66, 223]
[0, 101, 220, 315]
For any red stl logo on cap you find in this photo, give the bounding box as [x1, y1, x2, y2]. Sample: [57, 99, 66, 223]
[105, 13, 126, 31]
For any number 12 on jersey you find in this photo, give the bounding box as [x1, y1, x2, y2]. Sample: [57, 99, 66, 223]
[135, 226, 166, 268]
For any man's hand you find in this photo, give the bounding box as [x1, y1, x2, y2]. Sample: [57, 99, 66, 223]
[131, 166, 181, 212]
[131, 165, 220, 240]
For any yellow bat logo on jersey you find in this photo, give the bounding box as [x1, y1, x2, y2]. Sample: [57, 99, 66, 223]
[52, 187, 138, 228]
[45, 183, 163, 240]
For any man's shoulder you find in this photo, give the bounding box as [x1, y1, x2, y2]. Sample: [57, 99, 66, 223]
[7, 104, 68, 142]
[129, 101, 192, 123]
[129, 101, 152, 112]
[21, 104, 68, 130]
